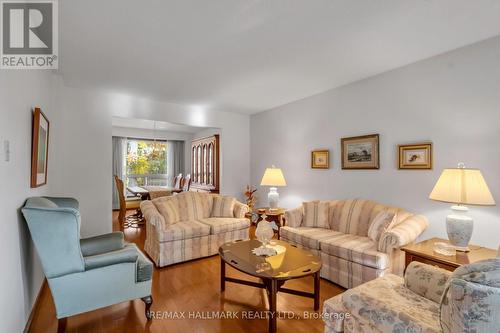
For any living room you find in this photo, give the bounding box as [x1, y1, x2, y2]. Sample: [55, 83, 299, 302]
[1, 1, 499, 333]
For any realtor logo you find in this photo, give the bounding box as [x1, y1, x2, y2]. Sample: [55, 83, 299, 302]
[1, 0, 58, 69]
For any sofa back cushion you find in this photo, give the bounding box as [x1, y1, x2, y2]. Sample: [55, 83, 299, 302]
[328, 199, 376, 236]
[302, 201, 330, 228]
[176, 192, 214, 221]
[211, 196, 236, 218]
[153, 192, 213, 223]
[328, 199, 405, 237]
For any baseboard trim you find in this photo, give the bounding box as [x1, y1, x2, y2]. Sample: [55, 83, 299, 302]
[23, 279, 47, 333]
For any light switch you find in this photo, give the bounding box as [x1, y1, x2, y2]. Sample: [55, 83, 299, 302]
[4, 140, 10, 162]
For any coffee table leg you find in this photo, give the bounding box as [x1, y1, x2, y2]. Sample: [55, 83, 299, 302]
[267, 279, 278, 333]
[220, 257, 225, 292]
[314, 272, 320, 311]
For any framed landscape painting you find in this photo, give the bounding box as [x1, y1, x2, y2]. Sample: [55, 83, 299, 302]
[311, 150, 329, 169]
[398, 143, 432, 170]
[341, 134, 379, 169]
[31, 107, 50, 188]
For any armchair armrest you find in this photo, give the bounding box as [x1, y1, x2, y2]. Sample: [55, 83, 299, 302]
[234, 201, 250, 218]
[378, 214, 428, 253]
[84, 244, 138, 271]
[80, 232, 124, 256]
[284, 206, 303, 228]
[404, 261, 451, 303]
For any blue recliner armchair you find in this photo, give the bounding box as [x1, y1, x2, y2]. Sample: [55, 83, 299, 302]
[22, 197, 153, 332]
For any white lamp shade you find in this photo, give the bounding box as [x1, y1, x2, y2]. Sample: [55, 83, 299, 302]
[429, 168, 495, 206]
[260, 167, 287, 187]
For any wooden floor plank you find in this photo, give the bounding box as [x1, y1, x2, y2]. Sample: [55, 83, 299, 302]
[28, 210, 344, 333]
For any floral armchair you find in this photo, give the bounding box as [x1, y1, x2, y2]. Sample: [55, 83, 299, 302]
[323, 258, 500, 333]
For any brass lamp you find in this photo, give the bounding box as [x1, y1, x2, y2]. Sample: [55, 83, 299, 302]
[260, 166, 287, 210]
[429, 163, 495, 251]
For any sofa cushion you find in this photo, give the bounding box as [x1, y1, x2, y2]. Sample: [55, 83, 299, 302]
[342, 274, 440, 333]
[319, 234, 389, 269]
[211, 196, 236, 217]
[176, 192, 213, 221]
[197, 217, 250, 235]
[302, 201, 330, 228]
[280, 226, 343, 250]
[330, 199, 380, 236]
[157, 220, 210, 242]
[367, 210, 395, 242]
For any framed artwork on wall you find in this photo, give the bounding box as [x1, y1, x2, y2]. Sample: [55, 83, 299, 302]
[311, 150, 329, 169]
[398, 143, 433, 170]
[31, 107, 50, 188]
[341, 134, 379, 169]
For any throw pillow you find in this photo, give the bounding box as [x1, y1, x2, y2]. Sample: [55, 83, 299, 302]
[154, 197, 180, 226]
[367, 210, 395, 242]
[302, 201, 329, 228]
[211, 196, 236, 218]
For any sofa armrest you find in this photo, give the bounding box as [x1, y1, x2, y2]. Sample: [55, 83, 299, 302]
[234, 201, 250, 218]
[404, 261, 451, 303]
[80, 232, 124, 256]
[140, 200, 166, 228]
[378, 214, 428, 252]
[284, 206, 303, 228]
[83, 244, 138, 271]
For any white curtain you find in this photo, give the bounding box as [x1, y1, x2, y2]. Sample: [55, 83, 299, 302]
[112, 136, 127, 209]
[167, 140, 185, 186]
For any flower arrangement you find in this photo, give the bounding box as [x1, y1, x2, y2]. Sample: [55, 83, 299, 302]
[244, 185, 257, 211]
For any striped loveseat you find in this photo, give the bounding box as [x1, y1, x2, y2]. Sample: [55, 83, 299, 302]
[141, 192, 250, 267]
[282, 199, 428, 288]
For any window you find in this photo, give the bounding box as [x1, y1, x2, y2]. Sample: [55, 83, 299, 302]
[126, 139, 167, 186]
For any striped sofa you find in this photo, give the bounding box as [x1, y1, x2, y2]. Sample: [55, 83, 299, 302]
[282, 199, 428, 288]
[141, 192, 250, 267]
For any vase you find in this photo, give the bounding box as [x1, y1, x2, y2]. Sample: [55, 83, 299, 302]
[255, 216, 274, 247]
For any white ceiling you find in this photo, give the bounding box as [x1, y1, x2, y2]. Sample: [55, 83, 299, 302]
[60, 0, 500, 114]
[112, 117, 203, 133]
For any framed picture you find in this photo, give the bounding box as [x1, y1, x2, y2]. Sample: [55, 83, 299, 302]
[311, 150, 329, 169]
[398, 143, 432, 170]
[31, 107, 50, 188]
[341, 134, 379, 169]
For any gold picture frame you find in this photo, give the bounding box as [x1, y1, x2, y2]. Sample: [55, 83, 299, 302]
[31, 107, 50, 188]
[311, 150, 329, 169]
[398, 143, 433, 170]
[341, 134, 379, 169]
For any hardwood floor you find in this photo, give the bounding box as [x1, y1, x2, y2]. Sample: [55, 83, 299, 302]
[28, 211, 344, 333]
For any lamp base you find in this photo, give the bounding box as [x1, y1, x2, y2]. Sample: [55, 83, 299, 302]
[446, 205, 473, 252]
[268, 187, 279, 209]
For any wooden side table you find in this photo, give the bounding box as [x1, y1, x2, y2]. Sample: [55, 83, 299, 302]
[402, 237, 497, 272]
[255, 207, 285, 239]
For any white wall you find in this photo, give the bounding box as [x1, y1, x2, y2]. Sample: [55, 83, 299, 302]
[251, 36, 500, 249]
[112, 126, 194, 174]
[51, 85, 113, 237]
[0, 71, 58, 333]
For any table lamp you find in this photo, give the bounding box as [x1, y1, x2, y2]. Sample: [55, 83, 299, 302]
[429, 163, 495, 251]
[260, 166, 287, 210]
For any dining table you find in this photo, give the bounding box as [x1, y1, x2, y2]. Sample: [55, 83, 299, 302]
[127, 185, 180, 200]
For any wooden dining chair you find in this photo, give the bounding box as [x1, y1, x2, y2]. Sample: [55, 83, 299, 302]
[173, 173, 182, 190]
[182, 174, 191, 192]
[114, 175, 144, 228]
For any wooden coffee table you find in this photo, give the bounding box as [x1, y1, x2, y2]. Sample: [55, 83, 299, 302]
[219, 239, 322, 333]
